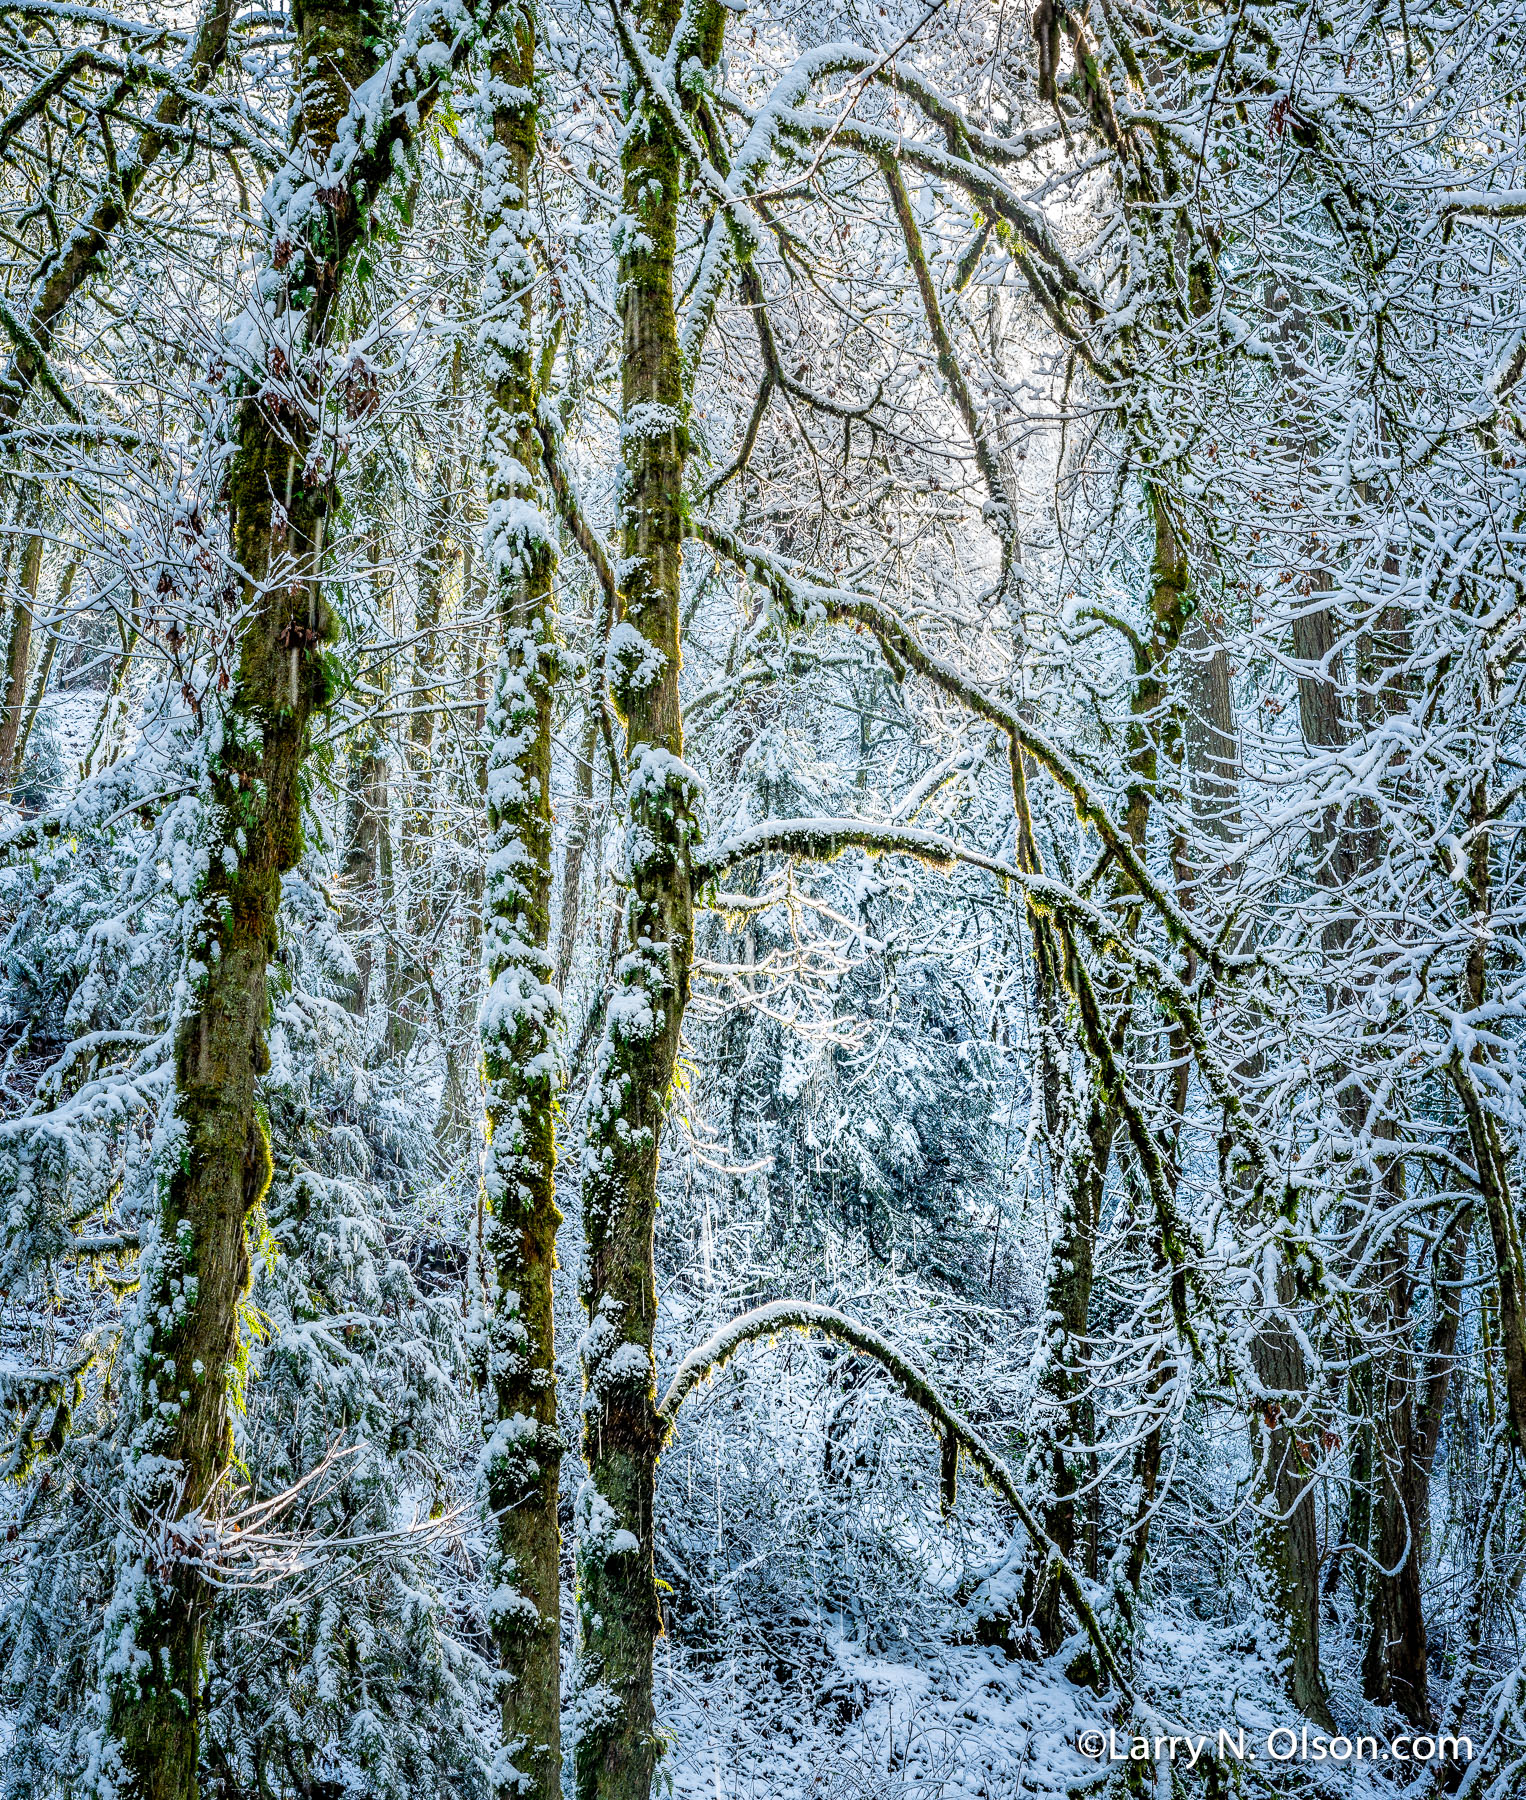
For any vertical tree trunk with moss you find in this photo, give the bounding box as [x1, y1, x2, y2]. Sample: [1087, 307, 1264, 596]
[340, 725, 390, 1018]
[1029, 489, 1193, 1650]
[0, 529, 42, 793]
[574, 3, 721, 1794]
[472, 11, 564, 1796]
[104, 11, 379, 1794]
[102, 7, 490, 1797]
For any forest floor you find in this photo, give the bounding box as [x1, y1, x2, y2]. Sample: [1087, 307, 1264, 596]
[660, 1639, 1100, 1799]
[656, 1623, 1405, 1799]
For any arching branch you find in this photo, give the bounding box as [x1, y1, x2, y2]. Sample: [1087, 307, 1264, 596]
[693, 520, 1231, 975]
[658, 1299, 1133, 1699]
[691, 814, 1016, 886]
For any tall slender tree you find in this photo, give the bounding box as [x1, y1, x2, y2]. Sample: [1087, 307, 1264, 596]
[473, 7, 564, 1795]
[99, 8, 495, 1797]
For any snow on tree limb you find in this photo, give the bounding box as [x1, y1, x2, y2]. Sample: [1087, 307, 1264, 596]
[658, 1299, 1134, 1700]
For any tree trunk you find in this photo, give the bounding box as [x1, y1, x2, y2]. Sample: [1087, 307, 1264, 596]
[1450, 775, 1526, 1450]
[0, 530, 42, 791]
[1179, 586, 1327, 1723]
[1041, 489, 1195, 1643]
[556, 698, 602, 994]
[82, 615, 139, 779]
[340, 727, 389, 1019]
[405, 450, 451, 877]
[103, 7, 488, 1795]
[1247, 1273, 1336, 1731]
[10, 558, 75, 786]
[574, 4, 723, 1794]
[475, 12, 564, 1795]
[1178, 613, 1238, 861]
[1360, 1218, 1431, 1727]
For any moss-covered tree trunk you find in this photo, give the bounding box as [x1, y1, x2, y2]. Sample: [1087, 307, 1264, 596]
[1031, 490, 1193, 1649]
[103, 7, 491, 1797]
[473, 11, 564, 1796]
[340, 724, 390, 1019]
[0, 528, 42, 793]
[573, 2, 720, 1793]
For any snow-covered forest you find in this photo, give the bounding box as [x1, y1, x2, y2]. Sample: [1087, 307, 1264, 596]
[2, 0, 1526, 1795]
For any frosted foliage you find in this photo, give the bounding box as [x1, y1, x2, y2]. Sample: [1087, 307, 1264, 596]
[3, 0, 1526, 1797]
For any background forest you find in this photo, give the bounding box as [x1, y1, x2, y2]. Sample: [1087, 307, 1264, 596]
[1, 0, 1525, 1797]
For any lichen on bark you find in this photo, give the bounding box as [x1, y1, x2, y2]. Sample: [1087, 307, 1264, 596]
[472, 10, 565, 1797]
[572, 3, 723, 1794]
[101, 8, 494, 1797]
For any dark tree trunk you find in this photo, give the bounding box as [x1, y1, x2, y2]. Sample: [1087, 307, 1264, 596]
[1248, 1284, 1336, 1731]
[105, 8, 493, 1796]
[340, 731, 389, 1018]
[475, 10, 564, 1795]
[574, 4, 724, 1795]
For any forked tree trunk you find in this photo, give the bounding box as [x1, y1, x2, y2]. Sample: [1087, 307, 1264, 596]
[104, 8, 491, 1797]
[474, 10, 563, 1795]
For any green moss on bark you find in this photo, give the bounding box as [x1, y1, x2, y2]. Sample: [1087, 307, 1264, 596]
[105, 9, 422, 1798]
[574, 7, 723, 1796]
[475, 11, 565, 1796]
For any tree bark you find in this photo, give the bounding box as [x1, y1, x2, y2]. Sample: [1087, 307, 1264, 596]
[1247, 1270, 1336, 1731]
[103, 8, 492, 1797]
[1450, 775, 1526, 1451]
[1178, 614, 1238, 858]
[1359, 1219, 1431, 1727]
[82, 615, 139, 779]
[574, 3, 723, 1793]
[474, 12, 564, 1796]
[0, 529, 42, 791]
[556, 698, 602, 994]
[340, 727, 389, 1019]
[10, 557, 74, 788]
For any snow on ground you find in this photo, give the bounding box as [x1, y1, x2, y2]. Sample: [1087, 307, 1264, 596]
[656, 1617, 1405, 1800]
[659, 1638, 1104, 1800]
[42, 691, 105, 782]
